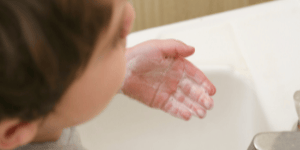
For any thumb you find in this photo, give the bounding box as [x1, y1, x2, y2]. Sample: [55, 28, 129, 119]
[156, 39, 195, 58]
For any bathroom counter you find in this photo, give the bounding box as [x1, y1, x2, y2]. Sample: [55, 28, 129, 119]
[126, 0, 300, 131]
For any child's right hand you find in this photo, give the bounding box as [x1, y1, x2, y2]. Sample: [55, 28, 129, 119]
[120, 39, 216, 121]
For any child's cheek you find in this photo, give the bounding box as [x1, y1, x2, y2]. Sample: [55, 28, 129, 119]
[120, 20, 129, 38]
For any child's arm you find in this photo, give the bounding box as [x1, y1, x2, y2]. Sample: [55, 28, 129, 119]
[120, 39, 216, 121]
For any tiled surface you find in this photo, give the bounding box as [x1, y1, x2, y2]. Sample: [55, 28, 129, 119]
[130, 0, 272, 32]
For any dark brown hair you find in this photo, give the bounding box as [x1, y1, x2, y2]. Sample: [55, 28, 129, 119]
[0, 0, 112, 122]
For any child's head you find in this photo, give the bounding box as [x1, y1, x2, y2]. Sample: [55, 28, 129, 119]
[0, 0, 135, 149]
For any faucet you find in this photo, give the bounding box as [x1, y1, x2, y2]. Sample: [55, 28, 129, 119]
[247, 132, 300, 150]
[247, 91, 300, 150]
[293, 90, 300, 131]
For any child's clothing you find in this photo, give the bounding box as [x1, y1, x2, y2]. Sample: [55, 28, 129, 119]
[14, 127, 86, 150]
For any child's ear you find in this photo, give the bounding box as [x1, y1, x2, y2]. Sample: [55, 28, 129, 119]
[0, 119, 39, 150]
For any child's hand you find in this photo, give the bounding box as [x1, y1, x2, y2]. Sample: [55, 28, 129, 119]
[121, 39, 216, 121]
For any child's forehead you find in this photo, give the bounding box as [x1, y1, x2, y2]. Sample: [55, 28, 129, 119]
[90, 0, 127, 53]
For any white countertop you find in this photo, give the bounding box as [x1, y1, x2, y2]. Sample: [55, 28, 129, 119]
[127, 0, 300, 131]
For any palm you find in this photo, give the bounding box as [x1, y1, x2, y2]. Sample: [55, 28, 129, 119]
[121, 40, 216, 120]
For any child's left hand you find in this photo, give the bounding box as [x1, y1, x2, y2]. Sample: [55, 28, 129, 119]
[120, 39, 216, 121]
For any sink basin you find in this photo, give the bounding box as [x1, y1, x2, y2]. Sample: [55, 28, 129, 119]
[76, 1, 300, 149]
[77, 66, 270, 150]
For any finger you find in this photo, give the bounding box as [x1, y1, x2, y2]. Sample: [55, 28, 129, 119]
[156, 39, 195, 58]
[184, 59, 216, 96]
[178, 78, 214, 110]
[199, 94, 214, 111]
[162, 97, 192, 121]
[174, 90, 207, 118]
[191, 86, 214, 110]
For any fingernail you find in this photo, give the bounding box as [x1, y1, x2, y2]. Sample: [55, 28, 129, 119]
[204, 97, 212, 109]
[197, 109, 206, 118]
[188, 45, 194, 49]
[181, 110, 192, 121]
[210, 98, 214, 109]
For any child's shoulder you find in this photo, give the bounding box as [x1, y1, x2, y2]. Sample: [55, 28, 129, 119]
[14, 127, 87, 150]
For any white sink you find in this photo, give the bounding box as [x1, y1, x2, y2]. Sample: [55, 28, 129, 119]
[77, 0, 300, 149]
[77, 66, 270, 150]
